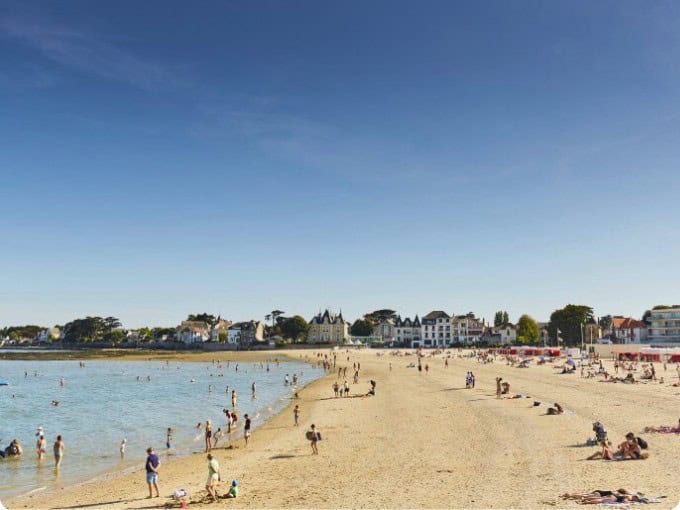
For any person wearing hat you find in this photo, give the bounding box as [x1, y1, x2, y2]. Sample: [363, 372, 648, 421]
[145, 447, 160, 498]
[226, 480, 238, 498]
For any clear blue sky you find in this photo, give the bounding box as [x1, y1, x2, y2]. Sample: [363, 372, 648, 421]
[1, 1, 679, 328]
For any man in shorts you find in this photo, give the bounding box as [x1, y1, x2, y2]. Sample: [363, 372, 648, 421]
[145, 447, 160, 498]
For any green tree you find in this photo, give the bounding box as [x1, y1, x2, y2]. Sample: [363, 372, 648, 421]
[277, 315, 309, 342]
[493, 311, 504, 327]
[136, 327, 153, 342]
[351, 319, 374, 336]
[599, 315, 613, 332]
[103, 317, 121, 332]
[151, 327, 176, 340]
[187, 313, 217, 326]
[104, 329, 125, 343]
[63, 317, 106, 343]
[363, 309, 397, 324]
[549, 305, 594, 346]
[502, 311, 510, 324]
[218, 331, 228, 342]
[517, 315, 540, 344]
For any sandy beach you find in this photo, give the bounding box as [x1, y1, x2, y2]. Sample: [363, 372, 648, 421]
[6, 348, 680, 509]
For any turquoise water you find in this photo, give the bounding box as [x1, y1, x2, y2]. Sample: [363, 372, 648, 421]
[0, 358, 322, 498]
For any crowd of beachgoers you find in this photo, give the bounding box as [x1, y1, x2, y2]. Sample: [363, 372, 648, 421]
[3, 347, 679, 509]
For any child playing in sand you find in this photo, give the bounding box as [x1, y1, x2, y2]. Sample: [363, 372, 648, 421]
[226, 480, 238, 498]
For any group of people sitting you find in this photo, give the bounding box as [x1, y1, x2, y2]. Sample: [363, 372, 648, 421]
[0, 439, 22, 458]
[587, 431, 649, 461]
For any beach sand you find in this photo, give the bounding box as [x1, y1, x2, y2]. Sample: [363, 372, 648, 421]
[6, 349, 680, 509]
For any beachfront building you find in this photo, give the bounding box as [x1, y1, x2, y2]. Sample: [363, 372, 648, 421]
[36, 327, 61, 343]
[647, 306, 680, 344]
[420, 311, 451, 347]
[176, 321, 211, 343]
[608, 317, 647, 344]
[490, 323, 517, 345]
[372, 319, 396, 344]
[228, 321, 265, 347]
[307, 310, 349, 344]
[451, 314, 485, 344]
[394, 316, 421, 347]
[210, 318, 233, 342]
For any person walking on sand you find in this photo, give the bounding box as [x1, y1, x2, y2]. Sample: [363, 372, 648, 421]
[496, 377, 503, 399]
[53, 435, 64, 468]
[145, 447, 160, 498]
[309, 424, 319, 455]
[205, 453, 221, 501]
[244, 414, 252, 446]
[293, 405, 300, 426]
[205, 420, 213, 452]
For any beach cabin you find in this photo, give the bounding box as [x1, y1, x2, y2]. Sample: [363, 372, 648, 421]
[614, 351, 640, 361]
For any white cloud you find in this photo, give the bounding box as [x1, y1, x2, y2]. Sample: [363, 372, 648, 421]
[1, 16, 170, 90]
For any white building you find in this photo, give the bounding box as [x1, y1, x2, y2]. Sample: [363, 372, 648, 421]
[36, 327, 60, 343]
[420, 311, 451, 348]
[394, 316, 421, 347]
[451, 314, 485, 344]
[176, 321, 211, 343]
[210, 319, 233, 342]
[491, 323, 517, 345]
[647, 306, 680, 344]
[609, 317, 648, 344]
[372, 319, 396, 344]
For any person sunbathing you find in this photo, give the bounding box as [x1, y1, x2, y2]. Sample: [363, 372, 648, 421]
[561, 489, 642, 504]
[546, 403, 564, 415]
[586, 441, 613, 460]
[644, 418, 680, 434]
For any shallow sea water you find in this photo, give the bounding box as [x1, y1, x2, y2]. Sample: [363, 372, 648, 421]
[0, 357, 322, 498]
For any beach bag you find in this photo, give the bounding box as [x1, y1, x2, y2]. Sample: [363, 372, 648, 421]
[636, 437, 648, 449]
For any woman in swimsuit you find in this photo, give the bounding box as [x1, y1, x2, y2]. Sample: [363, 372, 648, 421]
[587, 441, 613, 460]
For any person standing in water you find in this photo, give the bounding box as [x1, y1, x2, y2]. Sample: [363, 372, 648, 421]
[36, 434, 46, 460]
[251, 382, 256, 398]
[243, 414, 251, 447]
[231, 390, 237, 408]
[53, 435, 64, 468]
[205, 420, 213, 452]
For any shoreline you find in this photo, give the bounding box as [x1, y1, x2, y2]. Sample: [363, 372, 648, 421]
[3, 350, 325, 506]
[7, 349, 680, 509]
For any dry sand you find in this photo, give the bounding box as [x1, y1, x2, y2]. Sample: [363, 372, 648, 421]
[6, 349, 680, 509]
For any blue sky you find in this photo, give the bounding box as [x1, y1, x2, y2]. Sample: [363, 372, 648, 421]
[1, 1, 679, 328]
